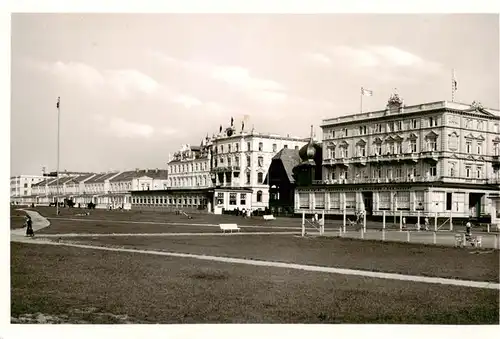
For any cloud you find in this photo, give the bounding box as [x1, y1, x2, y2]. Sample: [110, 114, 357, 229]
[303, 52, 333, 66]
[108, 117, 154, 138]
[320, 45, 441, 72]
[149, 51, 288, 105]
[29, 59, 161, 98]
[162, 127, 179, 136]
[210, 65, 285, 92]
[171, 94, 203, 109]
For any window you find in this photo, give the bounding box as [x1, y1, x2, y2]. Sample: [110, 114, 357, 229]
[465, 166, 471, 178]
[477, 166, 483, 178]
[331, 130, 336, 138]
[235, 155, 240, 166]
[429, 117, 438, 127]
[228, 144, 232, 152]
[494, 143, 500, 156]
[410, 139, 417, 153]
[295, 146, 299, 150]
[217, 192, 224, 205]
[229, 193, 237, 205]
[247, 142, 251, 151]
[299, 192, 309, 209]
[427, 139, 437, 151]
[284, 144, 288, 149]
[477, 142, 482, 155]
[24, 183, 28, 188]
[375, 124, 382, 133]
[246, 155, 251, 166]
[220, 145, 224, 153]
[258, 142, 263, 151]
[314, 192, 325, 209]
[341, 146, 348, 158]
[227, 157, 232, 166]
[235, 143, 239, 152]
[477, 121, 483, 131]
[246, 172, 250, 184]
[411, 119, 418, 129]
[256, 190, 263, 202]
[342, 128, 348, 137]
[396, 121, 402, 131]
[429, 165, 437, 177]
[396, 142, 402, 154]
[376, 145, 382, 155]
[358, 145, 366, 157]
[258, 156, 264, 167]
[465, 119, 472, 129]
[257, 172, 264, 184]
[466, 141, 472, 153]
[240, 193, 246, 205]
[359, 126, 367, 135]
[272, 143, 277, 152]
[387, 122, 394, 132]
[220, 157, 224, 164]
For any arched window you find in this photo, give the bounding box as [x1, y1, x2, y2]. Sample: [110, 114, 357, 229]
[257, 172, 264, 184]
[257, 190, 263, 202]
[258, 142, 263, 151]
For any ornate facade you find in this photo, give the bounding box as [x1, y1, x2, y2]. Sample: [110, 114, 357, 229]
[295, 95, 500, 220]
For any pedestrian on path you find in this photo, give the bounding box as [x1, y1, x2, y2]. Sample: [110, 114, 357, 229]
[25, 215, 34, 237]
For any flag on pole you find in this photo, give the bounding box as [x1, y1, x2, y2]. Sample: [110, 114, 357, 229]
[361, 87, 373, 96]
[56, 97, 60, 109]
[452, 71, 458, 91]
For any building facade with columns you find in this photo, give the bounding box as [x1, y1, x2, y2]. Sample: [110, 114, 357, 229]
[10, 175, 46, 204]
[210, 121, 308, 212]
[295, 95, 500, 220]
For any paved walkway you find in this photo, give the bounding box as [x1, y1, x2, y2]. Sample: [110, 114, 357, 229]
[10, 209, 500, 290]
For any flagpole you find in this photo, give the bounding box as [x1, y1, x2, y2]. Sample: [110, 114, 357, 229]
[56, 97, 60, 216]
[451, 69, 456, 102]
[360, 87, 363, 114]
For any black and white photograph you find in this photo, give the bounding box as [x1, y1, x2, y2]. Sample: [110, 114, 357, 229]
[4, 1, 500, 334]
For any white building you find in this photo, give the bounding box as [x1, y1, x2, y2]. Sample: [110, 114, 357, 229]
[210, 121, 308, 211]
[10, 174, 46, 204]
[295, 96, 500, 222]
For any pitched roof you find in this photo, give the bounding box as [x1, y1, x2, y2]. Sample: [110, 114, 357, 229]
[47, 176, 76, 186]
[86, 172, 119, 183]
[66, 173, 96, 184]
[110, 169, 169, 182]
[271, 148, 301, 183]
[32, 178, 58, 187]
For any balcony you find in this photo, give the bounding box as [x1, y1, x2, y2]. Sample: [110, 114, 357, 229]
[312, 176, 439, 185]
[421, 150, 439, 162]
[212, 165, 241, 173]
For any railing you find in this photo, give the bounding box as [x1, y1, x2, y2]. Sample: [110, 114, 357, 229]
[312, 176, 439, 185]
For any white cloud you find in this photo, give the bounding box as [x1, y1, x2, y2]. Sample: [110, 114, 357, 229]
[172, 94, 203, 109]
[162, 127, 178, 136]
[108, 117, 154, 138]
[211, 65, 285, 92]
[304, 52, 332, 66]
[326, 45, 441, 72]
[30, 59, 160, 98]
[150, 51, 288, 105]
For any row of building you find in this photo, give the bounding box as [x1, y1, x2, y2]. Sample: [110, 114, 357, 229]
[10, 94, 500, 222]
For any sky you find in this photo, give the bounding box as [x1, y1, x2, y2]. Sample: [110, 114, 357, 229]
[9, 13, 499, 176]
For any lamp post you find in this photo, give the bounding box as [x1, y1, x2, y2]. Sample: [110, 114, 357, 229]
[56, 97, 61, 216]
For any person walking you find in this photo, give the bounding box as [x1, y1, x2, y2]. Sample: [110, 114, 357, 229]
[25, 215, 34, 237]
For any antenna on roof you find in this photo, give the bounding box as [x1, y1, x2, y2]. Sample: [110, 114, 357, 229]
[310, 125, 314, 139]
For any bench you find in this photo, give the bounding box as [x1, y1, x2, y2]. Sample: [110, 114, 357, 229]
[455, 234, 482, 248]
[219, 223, 240, 233]
[263, 215, 275, 221]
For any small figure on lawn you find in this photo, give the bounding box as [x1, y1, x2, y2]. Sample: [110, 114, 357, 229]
[424, 217, 430, 231]
[465, 219, 472, 240]
[25, 215, 34, 237]
[402, 217, 407, 229]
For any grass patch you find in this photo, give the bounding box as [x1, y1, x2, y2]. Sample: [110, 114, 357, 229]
[61, 234, 499, 283]
[11, 242, 499, 324]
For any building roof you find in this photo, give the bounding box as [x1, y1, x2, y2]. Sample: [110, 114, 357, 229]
[47, 176, 76, 186]
[271, 148, 301, 183]
[32, 178, 58, 187]
[86, 172, 120, 184]
[66, 173, 96, 184]
[110, 169, 169, 182]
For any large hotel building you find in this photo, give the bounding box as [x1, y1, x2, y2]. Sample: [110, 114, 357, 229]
[295, 94, 500, 220]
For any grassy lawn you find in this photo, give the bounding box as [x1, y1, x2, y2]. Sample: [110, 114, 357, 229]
[10, 206, 27, 230]
[35, 219, 298, 234]
[61, 234, 499, 283]
[11, 242, 499, 324]
[30, 206, 496, 233]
